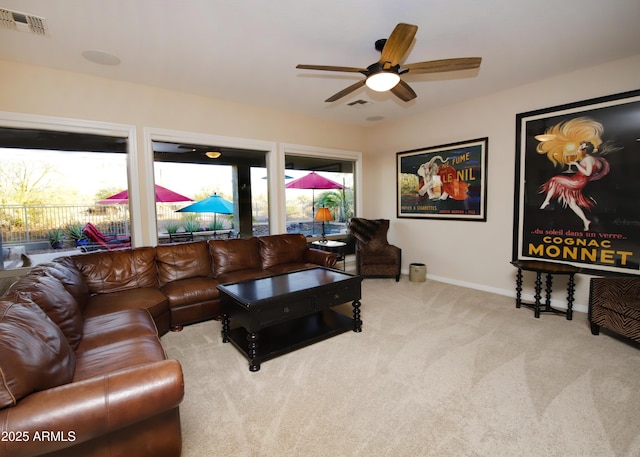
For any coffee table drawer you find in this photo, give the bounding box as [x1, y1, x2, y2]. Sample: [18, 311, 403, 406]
[256, 298, 315, 327]
[315, 284, 359, 309]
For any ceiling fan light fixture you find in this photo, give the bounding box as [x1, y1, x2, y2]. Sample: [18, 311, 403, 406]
[365, 71, 400, 92]
[205, 151, 221, 159]
[297, 23, 481, 103]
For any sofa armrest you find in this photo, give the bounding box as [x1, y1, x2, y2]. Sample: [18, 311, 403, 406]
[305, 248, 337, 268]
[385, 244, 402, 260]
[0, 359, 184, 457]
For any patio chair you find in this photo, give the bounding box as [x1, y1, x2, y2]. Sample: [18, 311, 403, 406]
[82, 222, 131, 251]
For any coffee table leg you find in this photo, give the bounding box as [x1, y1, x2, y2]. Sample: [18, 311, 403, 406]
[247, 331, 260, 372]
[352, 300, 362, 333]
[221, 314, 230, 343]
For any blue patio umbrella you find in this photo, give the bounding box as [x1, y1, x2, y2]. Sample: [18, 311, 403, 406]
[176, 193, 234, 234]
[262, 175, 294, 180]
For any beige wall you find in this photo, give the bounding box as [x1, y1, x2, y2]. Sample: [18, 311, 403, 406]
[0, 60, 367, 150]
[364, 54, 640, 311]
[0, 60, 367, 244]
[2, 55, 639, 310]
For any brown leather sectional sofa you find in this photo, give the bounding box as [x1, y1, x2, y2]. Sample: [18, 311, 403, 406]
[0, 234, 336, 457]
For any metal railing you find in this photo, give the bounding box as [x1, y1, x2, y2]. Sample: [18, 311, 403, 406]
[0, 204, 237, 245]
[1, 204, 348, 247]
[1, 204, 130, 244]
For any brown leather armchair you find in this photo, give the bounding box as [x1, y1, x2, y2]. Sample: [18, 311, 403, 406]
[349, 218, 401, 281]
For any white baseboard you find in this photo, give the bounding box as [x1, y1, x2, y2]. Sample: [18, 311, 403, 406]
[403, 270, 588, 314]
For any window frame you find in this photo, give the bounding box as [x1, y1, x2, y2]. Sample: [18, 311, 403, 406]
[143, 127, 277, 244]
[0, 111, 137, 274]
[279, 143, 362, 234]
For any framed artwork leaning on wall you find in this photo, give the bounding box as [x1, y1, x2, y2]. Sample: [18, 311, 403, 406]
[396, 137, 488, 221]
[513, 89, 640, 276]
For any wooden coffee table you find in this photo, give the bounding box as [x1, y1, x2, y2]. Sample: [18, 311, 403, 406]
[218, 267, 363, 371]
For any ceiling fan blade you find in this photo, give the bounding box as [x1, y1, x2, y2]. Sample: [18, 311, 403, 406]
[380, 23, 418, 67]
[403, 57, 482, 74]
[390, 80, 417, 102]
[325, 80, 366, 102]
[297, 64, 366, 73]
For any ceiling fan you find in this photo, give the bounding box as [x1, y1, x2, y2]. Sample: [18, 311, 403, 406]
[296, 23, 482, 103]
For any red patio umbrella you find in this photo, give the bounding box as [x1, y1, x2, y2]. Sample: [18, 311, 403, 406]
[97, 184, 193, 204]
[285, 172, 344, 234]
[285, 171, 344, 191]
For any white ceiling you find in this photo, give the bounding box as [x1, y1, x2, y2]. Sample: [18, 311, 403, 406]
[1, 0, 639, 127]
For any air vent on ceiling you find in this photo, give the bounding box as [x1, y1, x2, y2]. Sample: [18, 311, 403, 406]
[0, 8, 47, 35]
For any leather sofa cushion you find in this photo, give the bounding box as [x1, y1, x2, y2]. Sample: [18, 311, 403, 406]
[161, 276, 220, 308]
[73, 335, 167, 382]
[156, 241, 211, 286]
[73, 247, 158, 294]
[77, 309, 159, 353]
[209, 237, 262, 277]
[83, 287, 169, 322]
[7, 274, 84, 350]
[48, 257, 91, 309]
[259, 234, 308, 270]
[0, 299, 75, 408]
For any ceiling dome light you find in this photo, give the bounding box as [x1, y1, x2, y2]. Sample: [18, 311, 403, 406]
[365, 72, 400, 92]
[205, 151, 221, 159]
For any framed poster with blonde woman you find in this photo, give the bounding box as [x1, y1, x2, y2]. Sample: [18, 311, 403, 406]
[513, 89, 640, 276]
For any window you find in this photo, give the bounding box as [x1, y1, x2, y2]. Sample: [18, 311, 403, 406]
[152, 141, 269, 241]
[284, 154, 355, 239]
[0, 127, 129, 270]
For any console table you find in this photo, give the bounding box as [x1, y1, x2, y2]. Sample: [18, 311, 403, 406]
[219, 267, 362, 371]
[510, 260, 582, 320]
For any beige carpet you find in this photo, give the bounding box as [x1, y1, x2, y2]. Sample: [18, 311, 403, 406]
[162, 278, 640, 457]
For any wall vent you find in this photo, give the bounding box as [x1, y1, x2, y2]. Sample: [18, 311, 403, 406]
[0, 8, 47, 35]
[347, 99, 369, 107]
